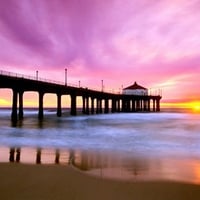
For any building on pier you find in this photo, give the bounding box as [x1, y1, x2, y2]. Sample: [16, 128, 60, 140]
[122, 82, 148, 95]
[121, 82, 161, 112]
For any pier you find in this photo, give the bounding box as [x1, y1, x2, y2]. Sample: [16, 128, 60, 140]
[0, 70, 161, 122]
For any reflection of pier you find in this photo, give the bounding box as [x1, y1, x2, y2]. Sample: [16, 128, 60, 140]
[0, 70, 161, 122]
[2, 147, 200, 184]
[8, 147, 75, 165]
[9, 148, 21, 162]
[6, 147, 148, 179]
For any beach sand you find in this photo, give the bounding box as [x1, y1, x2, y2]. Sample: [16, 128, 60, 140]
[0, 163, 200, 200]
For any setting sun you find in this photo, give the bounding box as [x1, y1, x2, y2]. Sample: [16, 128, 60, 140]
[190, 102, 200, 112]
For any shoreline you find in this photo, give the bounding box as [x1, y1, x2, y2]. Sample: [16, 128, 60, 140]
[0, 163, 200, 200]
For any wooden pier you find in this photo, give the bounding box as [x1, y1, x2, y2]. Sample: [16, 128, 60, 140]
[0, 70, 161, 122]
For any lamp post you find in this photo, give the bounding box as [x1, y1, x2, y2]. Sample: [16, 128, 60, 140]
[79, 80, 81, 88]
[101, 80, 103, 92]
[36, 70, 38, 80]
[65, 68, 67, 86]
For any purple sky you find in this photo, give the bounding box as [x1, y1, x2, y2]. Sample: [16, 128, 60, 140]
[1, 0, 200, 103]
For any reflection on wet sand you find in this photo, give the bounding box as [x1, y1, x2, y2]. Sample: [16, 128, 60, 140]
[36, 148, 41, 164]
[3, 146, 150, 180]
[1, 146, 200, 184]
[55, 149, 60, 164]
[9, 148, 21, 163]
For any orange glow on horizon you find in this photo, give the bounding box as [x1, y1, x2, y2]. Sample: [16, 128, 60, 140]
[0, 99, 11, 106]
[0, 95, 83, 108]
[161, 101, 200, 112]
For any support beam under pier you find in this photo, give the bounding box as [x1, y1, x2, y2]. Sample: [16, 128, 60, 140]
[153, 99, 156, 112]
[18, 91, 24, 120]
[111, 98, 116, 113]
[86, 96, 89, 115]
[104, 99, 109, 113]
[156, 99, 160, 112]
[11, 89, 18, 122]
[91, 97, 94, 114]
[82, 96, 86, 114]
[99, 99, 102, 113]
[57, 93, 62, 117]
[38, 92, 44, 119]
[148, 99, 151, 111]
[70, 94, 77, 116]
[132, 99, 135, 112]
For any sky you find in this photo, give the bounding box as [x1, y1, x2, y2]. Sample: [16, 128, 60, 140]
[0, 0, 200, 108]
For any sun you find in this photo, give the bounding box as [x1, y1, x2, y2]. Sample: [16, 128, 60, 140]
[190, 102, 200, 112]
[194, 105, 200, 110]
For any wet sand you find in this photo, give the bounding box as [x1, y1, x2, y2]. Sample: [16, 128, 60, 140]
[0, 163, 200, 200]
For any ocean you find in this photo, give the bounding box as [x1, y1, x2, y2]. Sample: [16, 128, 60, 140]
[0, 108, 200, 183]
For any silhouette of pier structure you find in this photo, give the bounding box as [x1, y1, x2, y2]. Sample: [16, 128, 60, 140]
[0, 70, 161, 122]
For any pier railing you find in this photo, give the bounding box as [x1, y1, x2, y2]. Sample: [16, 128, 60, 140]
[0, 70, 162, 95]
[1, 70, 68, 85]
[0, 70, 120, 94]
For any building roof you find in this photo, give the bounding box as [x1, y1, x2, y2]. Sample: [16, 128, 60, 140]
[123, 82, 147, 90]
